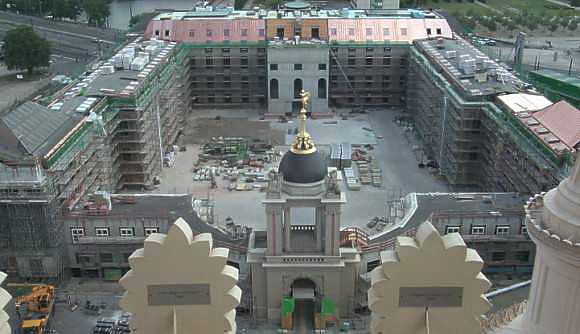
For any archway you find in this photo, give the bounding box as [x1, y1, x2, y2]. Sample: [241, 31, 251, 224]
[292, 278, 316, 333]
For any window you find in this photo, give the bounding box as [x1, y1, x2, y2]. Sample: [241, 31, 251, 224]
[188, 30, 194, 37]
[383, 28, 390, 36]
[366, 28, 372, 36]
[223, 58, 230, 66]
[366, 47, 374, 53]
[205, 48, 212, 54]
[401, 28, 407, 36]
[155, 30, 159, 36]
[426, 28, 432, 35]
[206, 29, 212, 37]
[100, 253, 113, 263]
[492, 252, 506, 261]
[258, 48, 266, 53]
[311, 27, 320, 39]
[225, 95, 232, 103]
[436, 28, 442, 35]
[258, 58, 265, 65]
[258, 28, 265, 37]
[366, 58, 373, 65]
[382, 75, 390, 81]
[384, 47, 391, 53]
[294, 64, 303, 71]
[318, 64, 327, 70]
[240, 48, 248, 54]
[222, 48, 230, 54]
[120, 227, 135, 237]
[348, 28, 355, 36]
[294, 27, 302, 37]
[365, 75, 372, 81]
[145, 227, 159, 236]
[294, 78, 303, 99]
[241, 58, 248, 66]
[495, 225, 511, 236]
[71, 227, 85, 242]
[445, 226, 461, 234]
[270, 79, 279, 99]
[276, 27, 285, 38]
[331, 28, 337, 36]
[516, 251, 530, 262]
[223, 29, 230, 37]
[241, 76, 249, 82]
[330, 75, 337, 81]
[205, 57, 213, 66]
[270, 64, 278, 71]
[521, 224, 528, 234]
[318, 78, 326, 99]
[348, 58, 355, 66]
[383, 57, 391, 65]
[164, 30, 170, 37]
[471, 226, 486, 235]
[241, 28, 248, 37]
[95, 227, 110, 237]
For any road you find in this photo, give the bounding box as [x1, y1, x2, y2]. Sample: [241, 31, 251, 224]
[0, 11, 121, 60]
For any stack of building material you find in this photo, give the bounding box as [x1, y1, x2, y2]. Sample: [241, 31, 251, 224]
[340, 142, 352, 168]
[330, 143, 341, 168]
[356, 160, 371, 185]
[370, 161, 383, 187]
[343, 167, 360, 190]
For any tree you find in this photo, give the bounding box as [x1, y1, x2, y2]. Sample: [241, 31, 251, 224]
[571, 0, 580, 7]
[568, 20, 578, 31]
[82, 0, 110, 27]
[2, 26, 51, 75]
[548, 23, 559, 33]
[52, 0, 82, 21]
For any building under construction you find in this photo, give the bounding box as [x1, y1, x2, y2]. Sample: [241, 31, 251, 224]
[0, 37, 187, 279]
[144, 6, 453, 115]
[407, 37, 578, 195]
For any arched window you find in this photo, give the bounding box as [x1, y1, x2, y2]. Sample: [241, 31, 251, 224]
[293, 78, 303, 99]
[318, 78, 327, 99]
[270, 79, 279, 99]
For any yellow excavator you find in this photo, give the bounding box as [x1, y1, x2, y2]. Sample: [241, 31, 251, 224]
[12, 284, 55, 334]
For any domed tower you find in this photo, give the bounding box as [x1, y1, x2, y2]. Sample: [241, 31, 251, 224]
[522, 151, 580, 334]
[248, 91, 360, 324]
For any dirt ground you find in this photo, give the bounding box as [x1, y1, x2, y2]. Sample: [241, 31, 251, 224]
[181, 114, 285, 145]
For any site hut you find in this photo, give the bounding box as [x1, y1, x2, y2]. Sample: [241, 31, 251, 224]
[247, 94, 360, 325]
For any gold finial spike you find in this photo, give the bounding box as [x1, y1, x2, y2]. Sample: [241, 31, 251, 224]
[291, 90, 316, 155]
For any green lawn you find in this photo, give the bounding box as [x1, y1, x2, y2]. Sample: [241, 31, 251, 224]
[420, 0, 573, 16]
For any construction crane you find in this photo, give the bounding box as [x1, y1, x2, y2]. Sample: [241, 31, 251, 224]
[12, 284, 55, 334]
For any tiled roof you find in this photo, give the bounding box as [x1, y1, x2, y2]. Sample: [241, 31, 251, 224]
[533, 101, 580, 151]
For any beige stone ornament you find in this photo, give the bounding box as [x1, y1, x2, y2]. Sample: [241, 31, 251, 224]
[120, 218, 241, 334]
[368, 221, 491, 334]
[0, 272, 10, 334]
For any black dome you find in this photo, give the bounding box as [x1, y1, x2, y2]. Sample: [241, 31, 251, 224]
[279, 150, 327, 184]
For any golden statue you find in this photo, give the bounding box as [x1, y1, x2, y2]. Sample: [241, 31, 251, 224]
[291, 90, 316, 155]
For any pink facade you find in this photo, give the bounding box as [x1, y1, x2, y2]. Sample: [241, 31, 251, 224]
[327, 18, 452, 43]
[145, 18, 266, 43]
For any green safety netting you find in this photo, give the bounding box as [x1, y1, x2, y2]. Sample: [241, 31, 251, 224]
[321, 297, 335, 316]
[282, 297, 295, 316]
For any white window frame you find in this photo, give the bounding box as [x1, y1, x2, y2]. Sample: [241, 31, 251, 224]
[71, 227, 85, 243]
[95, 227, 110, 237]
[145, 227, 160, 236]
[120, 227, 135, 237]
[445, 225, 461, 234]
[471, 225, 486, 235]
[495, 225, 511, 236]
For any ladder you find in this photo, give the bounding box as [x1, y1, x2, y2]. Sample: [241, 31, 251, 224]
[328, 47, 360, 104]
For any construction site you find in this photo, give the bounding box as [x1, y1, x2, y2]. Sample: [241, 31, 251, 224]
[0, 37, 187, 279]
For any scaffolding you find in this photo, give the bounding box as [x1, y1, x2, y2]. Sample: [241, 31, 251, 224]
[407, 44, 573, 195]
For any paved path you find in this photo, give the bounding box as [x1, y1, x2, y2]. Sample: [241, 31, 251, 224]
[475, 1, 502, 14]
[545, 0, 579, 10]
